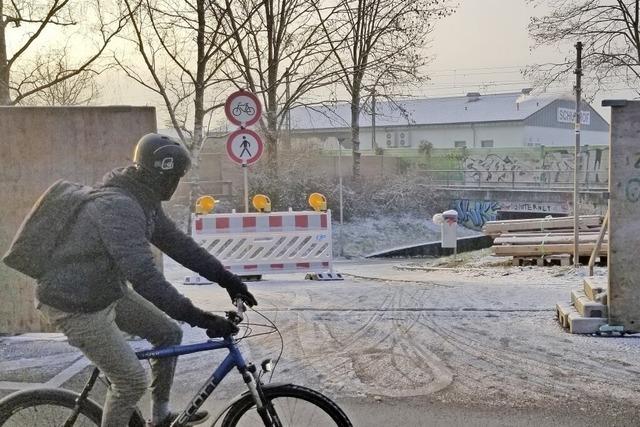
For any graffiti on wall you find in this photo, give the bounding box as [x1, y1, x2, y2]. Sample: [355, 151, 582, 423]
[453, 199, 571, 229]
[454, 199, 500, 228]
[500, 201, 570, 214]
[624, 153, 640, 203]
[462, 154, 525, 183]
[539, 148, 607, 185]
[460, 147, 609, 186]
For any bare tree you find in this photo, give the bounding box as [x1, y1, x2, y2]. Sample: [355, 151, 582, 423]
[120, 0, 256, 208]
[317, 0, 453, 180]
[224, 0, 343, 169]
[0, 0, 126, 105]
[20, 50, 100, 106]
[528, 0, 640, 94]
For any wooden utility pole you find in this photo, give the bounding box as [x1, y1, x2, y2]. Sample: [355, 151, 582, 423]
[573, 41, 583, 267]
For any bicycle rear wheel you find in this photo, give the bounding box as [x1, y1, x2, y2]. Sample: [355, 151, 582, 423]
[0, 388, 102, 426]
[221, 384, 351, 427]
[0, 388, 146, 427]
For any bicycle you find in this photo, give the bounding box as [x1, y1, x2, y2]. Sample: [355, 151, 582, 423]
[0, 299, 352, 426]
[232, 103, 256, 117]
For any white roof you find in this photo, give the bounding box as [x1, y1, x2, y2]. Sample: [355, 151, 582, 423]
[289, 91, 570, 130]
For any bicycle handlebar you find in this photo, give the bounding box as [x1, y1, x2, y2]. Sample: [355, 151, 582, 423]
[226, 298, 246, 326]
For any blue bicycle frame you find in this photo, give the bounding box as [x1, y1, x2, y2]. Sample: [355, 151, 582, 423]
[135, 337, 253, 426]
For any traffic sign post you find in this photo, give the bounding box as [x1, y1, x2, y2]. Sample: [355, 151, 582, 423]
[224, 90, 263, 212]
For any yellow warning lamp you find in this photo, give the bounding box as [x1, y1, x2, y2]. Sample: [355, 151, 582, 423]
[308, 193, 327, 212]
[195, 195, 217, 215]
[252, 194, 272, 213]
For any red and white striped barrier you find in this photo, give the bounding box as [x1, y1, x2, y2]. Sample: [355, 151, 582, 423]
[184, 210, 336, 283]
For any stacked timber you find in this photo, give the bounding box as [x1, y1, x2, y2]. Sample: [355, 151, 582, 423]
[483, 216, 607, 265]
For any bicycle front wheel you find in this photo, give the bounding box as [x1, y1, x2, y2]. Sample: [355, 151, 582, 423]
[221, 384, 352, 427]
[0, 388, 102, 426]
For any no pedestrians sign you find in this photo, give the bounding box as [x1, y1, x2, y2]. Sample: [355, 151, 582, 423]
[226, 128, 263, 165]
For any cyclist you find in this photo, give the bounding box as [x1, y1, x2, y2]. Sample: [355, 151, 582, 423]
[35, 133, 257, 427]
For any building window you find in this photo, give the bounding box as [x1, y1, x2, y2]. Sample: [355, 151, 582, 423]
[454, 140, 466, 148]
[481, 140, 494, 148]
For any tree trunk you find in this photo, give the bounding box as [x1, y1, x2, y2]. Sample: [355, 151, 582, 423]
[185, 0, 206, 232]
[0, 4, 11, 105]
[265, 106, 278, 171]
[265, 0, 279, 172]
[351, 93, 361, 180]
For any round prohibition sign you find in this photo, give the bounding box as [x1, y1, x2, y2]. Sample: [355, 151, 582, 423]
[225, 90, 262, 127]
[226, 128, 264, 165]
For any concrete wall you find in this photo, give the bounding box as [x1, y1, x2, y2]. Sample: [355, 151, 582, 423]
[607, 100, 640, 331]
[0, 106, 156, 333]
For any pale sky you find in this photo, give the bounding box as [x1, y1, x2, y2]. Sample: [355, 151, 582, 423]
[430, 0, 556, 73]
[15, 0, 630, 123]
[424, 0, 632, 120]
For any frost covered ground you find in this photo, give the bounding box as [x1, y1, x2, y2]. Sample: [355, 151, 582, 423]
[1, 253, 637, 426]
[332, 213, 479, 258]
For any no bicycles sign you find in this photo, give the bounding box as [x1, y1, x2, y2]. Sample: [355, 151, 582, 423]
[225, 89, 262, 127]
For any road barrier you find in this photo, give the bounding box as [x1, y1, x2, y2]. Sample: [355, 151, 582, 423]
[184, 210, 337, 283]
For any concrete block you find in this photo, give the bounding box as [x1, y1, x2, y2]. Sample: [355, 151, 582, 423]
[555, 303, 572, 329]
[595, 291, 608, 306]
[575, 297, 608, 318]
[305, 272, 344, 281]
[570, 289, 586, 305]
[571, 289, 607, 317]
[584, 277, 607, 301]
[568, 312, 608, 334]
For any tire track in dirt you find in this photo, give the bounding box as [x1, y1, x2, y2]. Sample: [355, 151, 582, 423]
[417, 316, 567, 399]
[416, 314, 640, 403]
[429, 315, 628, 385]
[289, 283, 454, 397]
[403, 283, 554, 398]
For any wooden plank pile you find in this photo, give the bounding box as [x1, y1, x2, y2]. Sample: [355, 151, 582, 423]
[483, 215, 607, 266]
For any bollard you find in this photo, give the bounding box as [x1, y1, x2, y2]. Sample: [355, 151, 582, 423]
[441, 210, 458, 256]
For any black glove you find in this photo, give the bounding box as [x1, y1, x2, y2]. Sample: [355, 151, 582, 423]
[190, 309, 239, 337]
[224, 276, 257, 307]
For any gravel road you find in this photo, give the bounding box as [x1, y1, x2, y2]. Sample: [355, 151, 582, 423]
[1, 255, 638, 426]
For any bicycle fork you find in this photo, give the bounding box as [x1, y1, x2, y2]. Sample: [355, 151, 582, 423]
[242, 364, 282, 427]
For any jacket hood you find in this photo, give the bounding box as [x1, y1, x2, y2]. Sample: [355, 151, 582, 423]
[100, 166, 161, 208]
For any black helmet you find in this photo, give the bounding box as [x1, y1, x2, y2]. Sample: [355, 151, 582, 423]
[133, 133, 191, 177]
[133, 133, 191, 201]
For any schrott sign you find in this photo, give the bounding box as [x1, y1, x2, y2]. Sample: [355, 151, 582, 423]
[557, 107, 590, 125]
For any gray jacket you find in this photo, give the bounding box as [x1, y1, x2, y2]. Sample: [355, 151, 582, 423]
[36, 167, 237, 323]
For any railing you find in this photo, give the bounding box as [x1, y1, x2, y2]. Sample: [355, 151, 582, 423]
[421, 169, 609, 191]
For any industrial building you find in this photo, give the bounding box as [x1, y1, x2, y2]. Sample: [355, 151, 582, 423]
[288, 90, 609, 150]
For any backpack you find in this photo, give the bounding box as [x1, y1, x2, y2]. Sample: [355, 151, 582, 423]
[2, 180, 99, 279]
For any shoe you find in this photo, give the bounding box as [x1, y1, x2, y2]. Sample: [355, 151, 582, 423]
[147, 410, 210, 427]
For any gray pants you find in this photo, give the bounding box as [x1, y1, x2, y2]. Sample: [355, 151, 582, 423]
[38, 286, 183, 427]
